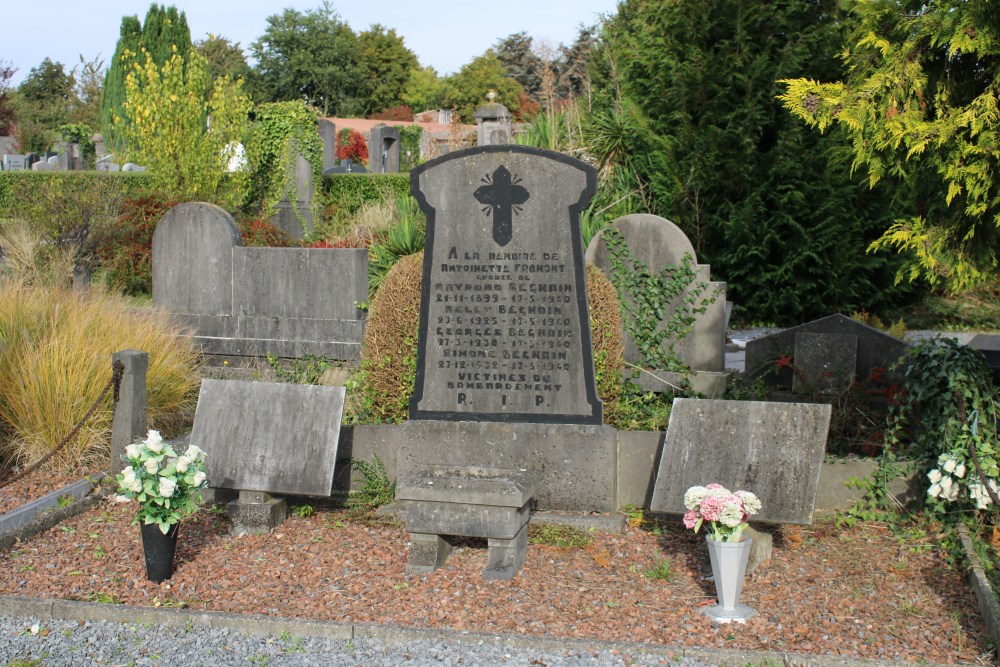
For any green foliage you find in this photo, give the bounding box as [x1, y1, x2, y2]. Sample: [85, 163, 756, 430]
[355, 25, 418, 116]
[444, 52, 524, 121]
[602, 227, 715, 372]
[265, 354, 332, 385]
[11, 58, 75, 152]
[528, 524, 594, 549]
[494, 32, 544, 100]
[348, 454, 395, 510]
[398, 125, 423, 172]
[59, 123, 96, 167]
[244, 100, 322, 230]
[290, 504, 314, 518]
[779, 0, 1000, 293]
[195, 34, 252, 85]
[317, 173, 410, 229]
[367, 195, 425, 297]
[117, 47, 250, 209]
[95, 188, 175, 295]
[140, 4, 191, 67]
[610, 380, 674, 431]
[249, 4, 358, 116]
[0, 171, 152, 217]
[644, 557, 674, 582]
[593, 0, 917, 325]
[402, 65, 447, 112]
[101, 15, 142, 151]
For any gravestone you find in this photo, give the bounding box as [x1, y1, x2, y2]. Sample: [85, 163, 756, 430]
[474, 103, 513, 146]
[585, 214, 728, 396]
[96, 162, 121, 172]
[650, 398, 831, 524]
[30, 160, 53, 171]
[57, 142, 81, 170]
[3, 155, 26, 171]
[268, 152, 313, 239]
[410, 144, 602, 424]
[969, 334, 1000, 385]
[194, 378, 346, 533]
[744, 314, 909, 394]
[318, 119, 337, 171]
[367, 124, 401, 173]
[122, 163, 146, 172]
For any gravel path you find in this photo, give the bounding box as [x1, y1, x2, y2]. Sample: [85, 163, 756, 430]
[0, 615, 716, 666]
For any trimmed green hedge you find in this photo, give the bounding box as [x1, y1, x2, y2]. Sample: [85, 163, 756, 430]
[0, 171, 154, 219]
[318, 173, 410, 216]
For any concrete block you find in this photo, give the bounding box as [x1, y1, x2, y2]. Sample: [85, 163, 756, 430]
[227, 497, 287, 535]
[485, 526, 528, 580]
[396, 466, 532, 507]
[400, 500, 529, 540]
[406, 533, 452, 574]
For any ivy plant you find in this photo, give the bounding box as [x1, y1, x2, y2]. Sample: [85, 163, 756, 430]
[244, 100, 324, 234]
[602, 227, 716, 372]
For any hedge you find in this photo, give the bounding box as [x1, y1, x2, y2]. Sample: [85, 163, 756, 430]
[0, 171, 154, 219]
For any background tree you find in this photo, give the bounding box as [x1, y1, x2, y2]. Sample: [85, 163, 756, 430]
[0, 61, 18, 136]
[117, 48, 250, 208]
[100, 15, 142, 150]
[10, 58, 76, 153]
[780, 0, 1000, 292]
[557, 25, 595, 99]
[591, 0, 916, 324]
[69, 54, 105, 128]
[249, 3, 359, 116]
[352, 25, 418, 116]
[494, 32, 544, 101]
[139, 4, 191, 66]
[444, 52, 523, 121]
[402, 65, 447, 112]
[195, 35, 252, 87]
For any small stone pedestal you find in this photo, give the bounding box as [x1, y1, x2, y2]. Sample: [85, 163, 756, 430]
[227, 490, 287, 536]
[397, 466, 533, 580]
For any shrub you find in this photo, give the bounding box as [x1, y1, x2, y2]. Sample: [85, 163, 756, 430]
[95, 190, 177, 296]
[347, 253, 625, 426]
[0, 282, 200, 469]
[237, 217, 292, 247]
[336, 128, 368, 164]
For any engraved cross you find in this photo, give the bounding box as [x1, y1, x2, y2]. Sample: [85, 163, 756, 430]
[474, 165, 529, 246]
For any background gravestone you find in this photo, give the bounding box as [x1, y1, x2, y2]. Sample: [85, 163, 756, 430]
[650, 398, 831, 524]
[745, 314, 909, 393]
[268, 152, 313, 239]
[318, 119, 337, 171]
[792, 332, 858, 395]
[585, 214, 728, 395]
[409, 145, 601, 424]
[368, 124, 401, 173]
[196, 379, 345, 496]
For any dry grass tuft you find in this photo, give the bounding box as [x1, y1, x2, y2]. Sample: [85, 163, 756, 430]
[0, 281, 200, 470]
[586, 264, 625, 425]
[0, 222, 76, 288]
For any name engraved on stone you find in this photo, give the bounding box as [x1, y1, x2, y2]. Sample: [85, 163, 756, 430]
[410, 146, 601, 424]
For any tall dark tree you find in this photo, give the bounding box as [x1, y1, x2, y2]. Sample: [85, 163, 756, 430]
[557, 26, 595, 99]
[249, 3, 359, 116]
[352, 25, 418, 116]
[140, 4, 191, 65]
[494, 32, 544, 100]
[592, 0, 917, 324]
[100, 15, 141, 149]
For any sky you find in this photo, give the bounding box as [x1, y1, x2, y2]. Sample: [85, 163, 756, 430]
[5, 0, 620, 86]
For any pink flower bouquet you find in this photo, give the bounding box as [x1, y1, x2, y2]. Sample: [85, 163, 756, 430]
[683, 484, 761, 543]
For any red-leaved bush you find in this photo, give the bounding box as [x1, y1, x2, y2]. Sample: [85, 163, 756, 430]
[336, 129, 368, 164]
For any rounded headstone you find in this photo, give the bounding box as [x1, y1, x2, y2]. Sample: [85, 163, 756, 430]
[584, 213, 698, 270]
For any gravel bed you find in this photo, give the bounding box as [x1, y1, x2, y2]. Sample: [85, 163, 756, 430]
[0, 497, 991, 665]
[0, 615, 710, 666]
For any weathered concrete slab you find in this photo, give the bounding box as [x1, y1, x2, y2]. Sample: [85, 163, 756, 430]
[409, 145, 601, 424]
[649, 398, 831, 524]
[395, 420, 616, 512]
[397, 465, 532, 507]
[196, 379, 345, 496]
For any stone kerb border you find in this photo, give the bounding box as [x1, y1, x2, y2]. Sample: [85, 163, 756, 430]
[152, 202, 368, 361]
[958, 525, 1000, 652]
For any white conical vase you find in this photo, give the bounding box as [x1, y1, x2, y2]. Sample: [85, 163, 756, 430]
[702, 536, 756, 623]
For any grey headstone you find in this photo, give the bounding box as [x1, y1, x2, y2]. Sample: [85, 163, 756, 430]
[368, 124, 401, 173]
[122, 162, 146, 172]
[474, 103, 513, 146]
[649, 398, 832, 524]
[3, 154, 26, 171]
[152, 202, 242, 316]
[745, 314, 909, 392]
[318, 119, 337, 171]
[96, 162, 121, 172]
[195, 379, 346, 496]
[969, 334, 1000, 385]
[791, 332, 858, 395]
[268, 153, 313, 239]
[409, 145, 601, 424]
[585, 214, 727, 373]
[30, 160, 53, 171]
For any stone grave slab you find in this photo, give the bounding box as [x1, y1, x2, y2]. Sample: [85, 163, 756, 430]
[409, 145, 601, 424]
[195, 379, 345, 496]
[650, 398, 831, 524]
[969, 334, 1000, 385]
[368, 124, 400, 173]
[791, 332, 858, 395]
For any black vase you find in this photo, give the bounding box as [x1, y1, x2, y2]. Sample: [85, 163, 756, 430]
[140, 522, 178, 582]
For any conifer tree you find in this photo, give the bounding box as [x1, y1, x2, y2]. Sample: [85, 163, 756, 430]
[100, 15, 141, 151]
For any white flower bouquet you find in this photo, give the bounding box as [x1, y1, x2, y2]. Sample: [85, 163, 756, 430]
[115, 430, 208, 534]
[683, 483, 761, 543]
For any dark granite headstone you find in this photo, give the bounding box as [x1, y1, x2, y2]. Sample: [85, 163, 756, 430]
[409, 145, 600, 424]
[649, 398, 831, 524]
[196, 379, 345, 496]
[969, 334, 1000, 385]
[318, 119, 337, 171]
[791, 332, 858, 395]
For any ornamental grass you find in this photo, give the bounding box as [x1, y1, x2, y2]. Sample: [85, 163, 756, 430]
[0, 280, 200, 470]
